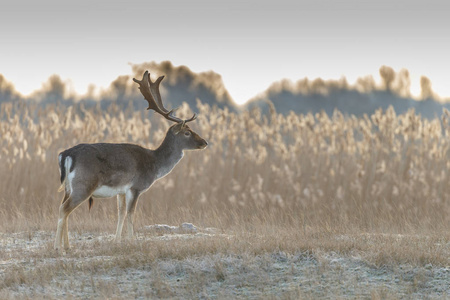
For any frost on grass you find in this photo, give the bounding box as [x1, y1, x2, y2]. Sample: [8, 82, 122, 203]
[0, 227, 449, 299]
[143, 222, 199, 234]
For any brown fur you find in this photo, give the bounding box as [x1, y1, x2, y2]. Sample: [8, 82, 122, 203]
[54, 124, 207, 250]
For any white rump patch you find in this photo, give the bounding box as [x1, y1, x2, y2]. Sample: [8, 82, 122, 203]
[93, 183, 132, 198]
[65, 156, 75, 195]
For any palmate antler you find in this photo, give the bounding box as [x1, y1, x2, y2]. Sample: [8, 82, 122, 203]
[133, 71, 197, 124]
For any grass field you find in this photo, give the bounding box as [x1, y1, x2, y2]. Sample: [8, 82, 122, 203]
[0, 101, 449, 299]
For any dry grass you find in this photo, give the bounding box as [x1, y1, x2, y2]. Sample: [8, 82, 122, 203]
[0, 100, 449, 298]
[0, 229, 448, 299]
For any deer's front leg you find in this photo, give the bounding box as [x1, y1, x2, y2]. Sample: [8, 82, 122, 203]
[126, 191, 140, 239]
[115, 194, 127, 241]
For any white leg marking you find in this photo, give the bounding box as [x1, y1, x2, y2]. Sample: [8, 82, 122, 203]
[115, 194, 127, 241]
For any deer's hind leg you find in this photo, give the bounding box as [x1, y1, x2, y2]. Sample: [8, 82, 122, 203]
[55, 192, 70, 250]
[55, 185, 96, 251]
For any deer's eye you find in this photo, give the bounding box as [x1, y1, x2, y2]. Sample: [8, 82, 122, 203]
[184, 131, 191, 137]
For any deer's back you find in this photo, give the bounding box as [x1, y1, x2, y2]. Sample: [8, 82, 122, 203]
[59, 143, 156, 189]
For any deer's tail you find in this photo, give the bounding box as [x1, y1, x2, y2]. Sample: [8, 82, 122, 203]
[57, 152, 93, 210]
[57, 153, 73, 194]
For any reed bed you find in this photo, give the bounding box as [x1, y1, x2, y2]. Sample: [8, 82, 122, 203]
[0, 100, 449, 235]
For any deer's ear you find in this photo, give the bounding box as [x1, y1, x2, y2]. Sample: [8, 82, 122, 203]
[172, 122, 185, 134]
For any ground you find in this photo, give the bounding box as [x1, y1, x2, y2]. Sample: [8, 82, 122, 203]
[0, 224, 448, 299]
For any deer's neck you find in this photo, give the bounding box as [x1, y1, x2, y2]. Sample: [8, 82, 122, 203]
[152, 135, 184, 180]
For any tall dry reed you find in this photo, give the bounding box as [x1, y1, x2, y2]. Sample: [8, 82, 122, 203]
[0, 101, 448, 236]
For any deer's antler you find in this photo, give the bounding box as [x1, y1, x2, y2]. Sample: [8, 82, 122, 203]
[133, 71, 197, 124]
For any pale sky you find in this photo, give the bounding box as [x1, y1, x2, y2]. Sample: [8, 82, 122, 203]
[1, 0, 449, 104]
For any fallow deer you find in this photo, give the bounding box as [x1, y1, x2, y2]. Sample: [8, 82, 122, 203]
[54, 71, 207, 250]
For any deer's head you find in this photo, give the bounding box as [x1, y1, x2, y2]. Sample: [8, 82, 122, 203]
[133, 71, 207, 151]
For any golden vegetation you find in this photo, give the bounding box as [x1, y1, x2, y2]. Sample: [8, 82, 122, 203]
[1, 101, 449, 233]
[0, 100, 449, 298]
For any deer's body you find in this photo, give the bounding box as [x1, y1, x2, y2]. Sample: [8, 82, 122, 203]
[54, 71, 207, 251]
[59, 140, 183, 198]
